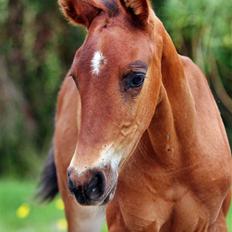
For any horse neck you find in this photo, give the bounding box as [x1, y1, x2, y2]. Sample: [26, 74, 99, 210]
[143, 27, 198, 168]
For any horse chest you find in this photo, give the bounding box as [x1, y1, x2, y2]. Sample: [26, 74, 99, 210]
[110, 186, 212, 232]
[108, 161, 227, 232]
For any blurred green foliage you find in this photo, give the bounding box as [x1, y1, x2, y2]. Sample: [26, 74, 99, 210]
[0, 0, 85, 177]
[0, 0, 231, 178]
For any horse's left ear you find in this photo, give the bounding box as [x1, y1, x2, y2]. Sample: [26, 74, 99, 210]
[120, 0, 150, 25]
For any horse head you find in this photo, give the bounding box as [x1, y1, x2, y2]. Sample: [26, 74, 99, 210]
[60, 0, 163, 206]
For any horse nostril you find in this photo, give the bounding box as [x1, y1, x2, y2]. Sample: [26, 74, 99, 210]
[84, 171, 105, 201]
[67, 169, 106, 205]
[67, 167, 73, 178]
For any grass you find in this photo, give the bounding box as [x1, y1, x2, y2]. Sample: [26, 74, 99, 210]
[0, 179, 107, 232]
[0, 179, 231, 232]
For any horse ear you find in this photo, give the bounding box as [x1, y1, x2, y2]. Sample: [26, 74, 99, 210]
[120, 0, 150, 25]
[58, 0, 101, 28]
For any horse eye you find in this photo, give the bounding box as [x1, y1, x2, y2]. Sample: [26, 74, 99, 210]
[123, 72, 146, 91]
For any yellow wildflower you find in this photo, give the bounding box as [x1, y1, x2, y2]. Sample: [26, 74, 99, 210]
[16, 203, 30, 219]
[55, 198, 64, 210]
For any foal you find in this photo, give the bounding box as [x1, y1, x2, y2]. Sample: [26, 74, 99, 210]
[39, 0, 232, 231]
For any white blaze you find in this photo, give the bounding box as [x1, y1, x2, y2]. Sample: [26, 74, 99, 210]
[91, 51, 106, 75]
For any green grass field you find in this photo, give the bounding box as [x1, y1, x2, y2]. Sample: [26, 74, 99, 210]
[0, 179, 231, 232]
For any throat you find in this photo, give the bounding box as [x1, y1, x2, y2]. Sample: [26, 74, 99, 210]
[145, 88, 181, 168]
[137, 83, 197, 179]
[143, 30, 198, 168]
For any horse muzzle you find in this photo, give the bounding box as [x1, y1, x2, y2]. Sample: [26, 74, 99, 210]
[67, 165, 118, 206]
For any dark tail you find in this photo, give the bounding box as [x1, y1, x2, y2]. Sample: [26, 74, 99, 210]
[36, 146, 59, 202]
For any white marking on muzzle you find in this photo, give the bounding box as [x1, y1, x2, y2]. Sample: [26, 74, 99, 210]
[94, 144, 122, 171]
[69, 145, 122, 175]
[91, 51, 106, 75]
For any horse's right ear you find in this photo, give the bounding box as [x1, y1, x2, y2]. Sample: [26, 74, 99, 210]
[58, 0, 101, 28]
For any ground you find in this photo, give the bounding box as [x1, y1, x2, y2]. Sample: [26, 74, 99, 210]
[0, 179, 231, 232]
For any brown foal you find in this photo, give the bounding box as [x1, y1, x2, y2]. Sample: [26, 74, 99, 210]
[39, 0, 232, 231]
